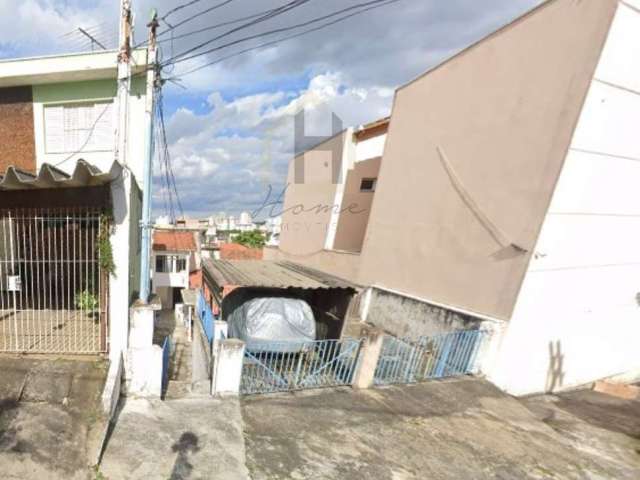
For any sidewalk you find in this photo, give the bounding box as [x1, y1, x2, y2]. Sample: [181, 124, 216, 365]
[99, 396, 249, 480]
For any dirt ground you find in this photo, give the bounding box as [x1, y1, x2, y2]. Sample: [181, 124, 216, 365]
[0, 355, 108, 480]
[241, 377, 640, 480]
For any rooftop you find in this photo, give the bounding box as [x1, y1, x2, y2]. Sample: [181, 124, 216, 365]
[203, 259, 358, 290]
[153, 230, 197, 252]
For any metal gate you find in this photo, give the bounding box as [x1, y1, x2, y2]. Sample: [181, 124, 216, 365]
[374, 329, 488, 385]
[0, 207, 108, 354]
[240, 338, 362, 395]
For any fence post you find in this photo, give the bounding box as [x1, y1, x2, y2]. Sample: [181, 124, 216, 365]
[211, 339, 246, 396]
[353, 326, 385, 389]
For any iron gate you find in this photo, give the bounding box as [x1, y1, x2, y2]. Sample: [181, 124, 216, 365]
[0, 207, 108, 354]
[374, 329, 488, 385]
[240, 338, 362, 395]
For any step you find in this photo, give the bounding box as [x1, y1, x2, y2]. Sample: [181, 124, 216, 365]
[164, 380, 192, 400]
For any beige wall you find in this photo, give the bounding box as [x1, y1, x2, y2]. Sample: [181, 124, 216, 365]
[279, 132, 346, 256]
[333, 157, 381, 252]
[358, 0, 618, 320]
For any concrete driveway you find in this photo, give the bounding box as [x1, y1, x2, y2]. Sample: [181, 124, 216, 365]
[0, 356, 107, 480]
[241, 377, 640, 479]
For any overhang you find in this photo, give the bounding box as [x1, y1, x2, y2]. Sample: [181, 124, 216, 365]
[0, 159, 122, 191]
[203, 259, 359, 291]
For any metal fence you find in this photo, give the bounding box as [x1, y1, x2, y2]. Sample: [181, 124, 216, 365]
[374, 329, 489, 386]
[0, 207, 108, 354]
[240, 338, 362, 395]
[196, 290, 214, 343]
[161, 335, 172, 398]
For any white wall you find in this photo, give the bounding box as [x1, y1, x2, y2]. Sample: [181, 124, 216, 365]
[489, 2, 640, 395]
[355, 133, 387, 162]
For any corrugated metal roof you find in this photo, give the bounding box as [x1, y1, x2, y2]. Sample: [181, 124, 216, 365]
[203, 259, 358, 290]
[0, 160, 122, 191]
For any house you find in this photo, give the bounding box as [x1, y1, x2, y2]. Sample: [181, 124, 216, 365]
[268, 0, 640, 395]
[152, 229, 201, 309]
[0, 47, 151, 363]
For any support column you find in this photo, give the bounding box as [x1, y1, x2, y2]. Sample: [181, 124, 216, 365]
[353, 325, 385, 389]
[211, 339, 245, 396]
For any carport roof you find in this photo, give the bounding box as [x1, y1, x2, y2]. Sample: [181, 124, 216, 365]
[0, 160, 122, 191]
[202, 259, 358, 290]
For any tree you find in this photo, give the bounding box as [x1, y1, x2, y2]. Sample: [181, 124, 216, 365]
[234, 230, 266, 249]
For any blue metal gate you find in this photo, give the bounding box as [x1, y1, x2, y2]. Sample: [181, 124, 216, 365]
[374, 329, 488, 386]
[240, 338, 362, 395]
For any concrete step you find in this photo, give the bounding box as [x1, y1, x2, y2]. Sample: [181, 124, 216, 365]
[164, 380, 192, 399]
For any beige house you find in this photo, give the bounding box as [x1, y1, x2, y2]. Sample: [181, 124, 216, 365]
[268, 0, 640, 395]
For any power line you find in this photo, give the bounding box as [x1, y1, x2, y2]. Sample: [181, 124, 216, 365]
[163, 0, 237, 30]
[165, 0, 401, 69]
[163, 0, 313, 65]
[161, 0, 207, 21]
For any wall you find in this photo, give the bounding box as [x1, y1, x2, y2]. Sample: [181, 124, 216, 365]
[333, 157, 381, 252]
[264, 246, 360, 284]
[32, 77, 147, 184]
[220, 243, 263, 260]
[0, 86, 36, 173]
[357, 0, 619, 320]
[364, 287, 484, 338]
[279, 132, 346, 256]
[489, 0, 640, 395]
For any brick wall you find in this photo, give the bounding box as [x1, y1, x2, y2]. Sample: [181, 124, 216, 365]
[219, 243, 263, 260]
[0, 86, 36, 174]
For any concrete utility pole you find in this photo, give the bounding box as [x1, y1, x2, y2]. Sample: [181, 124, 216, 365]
[116, 0, 132, 167]
[139, 9, 159, 303]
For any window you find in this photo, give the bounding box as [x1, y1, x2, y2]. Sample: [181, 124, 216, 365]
[155, 256, 168, 273]
[44, 101, 114, 154]
[176, 258, 187, 272]
[360, 178, 377, 192]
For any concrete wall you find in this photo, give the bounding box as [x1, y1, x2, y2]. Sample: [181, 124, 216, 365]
[0, 86, 36, 173]
[489, 0, 640, 395]
[333, 157, 381, 252]
[279, 132, 346, 256]
[363, 287, 484, 338]
[263, 246, 361, 284]
[357, 0, 618, 320]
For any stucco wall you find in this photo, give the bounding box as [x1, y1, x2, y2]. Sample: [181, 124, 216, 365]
[333, 157, 381, 252]
[0, 86, 36, 173]
[358, 0, 618, 320]
[263, 246, 360, 284]
[489, 0, 640, 395]
[279, 132, 346, 256]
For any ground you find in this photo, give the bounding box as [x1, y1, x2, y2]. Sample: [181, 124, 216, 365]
[241, 377, 640, 480]
[0, 355, 108, 480]
[99, 396, 249, 480]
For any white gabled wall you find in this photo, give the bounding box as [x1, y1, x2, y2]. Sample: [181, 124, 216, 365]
[488, 1, 640, 395]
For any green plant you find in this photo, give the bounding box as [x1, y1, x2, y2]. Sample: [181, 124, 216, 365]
[99, 212, 116, 276]
[75, 289, 99, 312]
[234, 230, 266, 249]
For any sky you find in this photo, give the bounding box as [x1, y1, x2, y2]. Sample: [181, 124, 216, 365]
[0, 0, 541, 220]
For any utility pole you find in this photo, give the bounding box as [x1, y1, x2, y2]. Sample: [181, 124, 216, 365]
[116, 0, 132, 167]
[139, 9, 159, 303]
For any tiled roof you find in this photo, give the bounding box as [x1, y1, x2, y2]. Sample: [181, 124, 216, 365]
[153, 230, 197, 252]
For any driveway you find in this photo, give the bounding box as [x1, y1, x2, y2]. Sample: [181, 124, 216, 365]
[0, 356, 108, 480]
[241, 377, 640, 479]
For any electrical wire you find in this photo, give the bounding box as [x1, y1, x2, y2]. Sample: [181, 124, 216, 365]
[165, 0, 402, 69]
[163, 0, 237, 30]
[162, 0, 314, 65]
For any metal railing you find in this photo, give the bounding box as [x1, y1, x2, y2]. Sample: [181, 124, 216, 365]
[161, 335, 172, 398]
[374, 329, 489, 386]
[240, 338, 362, 395]
[0, 207, 107, 354]
[196, 290, 214, 343]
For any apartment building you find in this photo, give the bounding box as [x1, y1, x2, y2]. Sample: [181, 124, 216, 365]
[269, 0, 640, 395]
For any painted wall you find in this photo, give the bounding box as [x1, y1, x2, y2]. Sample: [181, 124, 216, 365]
[264, 246, 361, 284]
[333, 157, 381, 252]
[0, 86, 36, 173]
[489, 0, 640, 395]
[357, 0, 618, 320]
[32, 77, 147, 185]
[279, 132, 346, 256]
